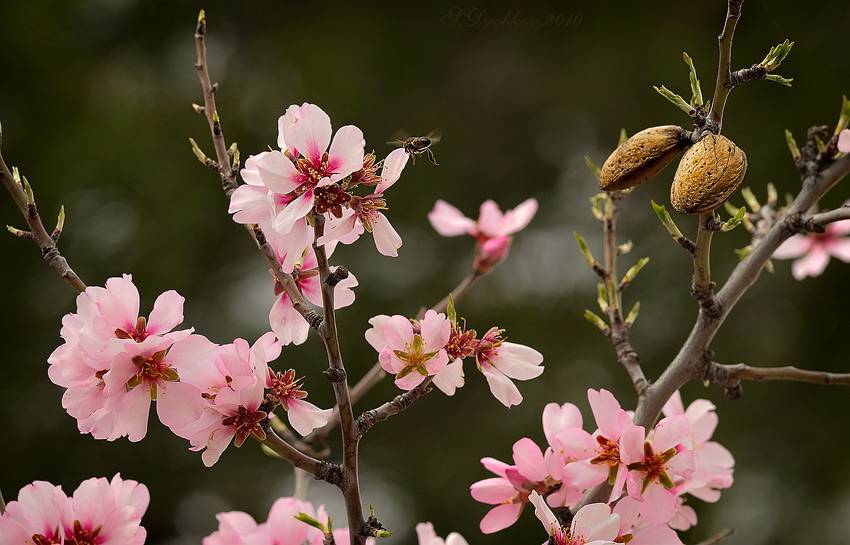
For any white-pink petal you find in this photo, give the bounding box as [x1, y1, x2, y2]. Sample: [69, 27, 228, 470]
[428, 200, 477, 237]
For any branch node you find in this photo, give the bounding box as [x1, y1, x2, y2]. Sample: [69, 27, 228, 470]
[323, 368, 347, 383]
[326, 266, 350, 287]
[314, 461, 344, 487]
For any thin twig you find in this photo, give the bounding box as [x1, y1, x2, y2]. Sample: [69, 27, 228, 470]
[191, 10, 322, 329]
[708, 0, 745, 130]
[802, 206, 850, 230]
[311, 213, 367, 544]
[356, 379, 434, 436]
[260, 428, 340, 484]
[691, 212, 722, 318]
[430, 270, 482, 315]
[709, 362, 850, 387]
[602, 193, 648, 395]
[0, 133, 86, 293]
[695, 528, 734, 545]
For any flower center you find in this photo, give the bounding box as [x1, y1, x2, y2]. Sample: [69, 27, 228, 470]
[114, 316, 147, 342]
[475, 327, 505, 367]
[127, 350, 178, 399]
[31, 531, 62, 545]
[552, 527, 584, 545]
[393, 334, 438, 379]
[626, 441, 677, 492]
[445, 324, 478, 361]
[67, 520, 102, 545]
[267, 369, 308, 404]
[222, 406, 268, 447]
[314, 183, 352, 218]
[295, 152, 331, 186]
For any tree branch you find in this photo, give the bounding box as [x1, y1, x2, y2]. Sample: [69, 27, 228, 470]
[260, 428, 342, 486]
[708, 0, 745, 130]
[191, 11, 322, 330]
[634, 152, 850, 430]
[356, 379, 433, 436]
[691, 212, 722, 318]
[311, 213, 367, 544]
[0, 129, 86, 294]
[708, 362, 850, 388]
[800, 205, 850, 231]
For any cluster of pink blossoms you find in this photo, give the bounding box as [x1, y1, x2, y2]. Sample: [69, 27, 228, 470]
[365, 307, 544, 407]
[48, 275, 331, 466]
[470, 389, 734, 544]
[203, 497, 469, 545]
[428, 198, 538, 273]
[229, 103, 411, 346]
[0, 475, 148, 545]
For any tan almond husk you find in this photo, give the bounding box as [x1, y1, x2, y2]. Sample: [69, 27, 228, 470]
[599, 125, 689, 191]
[670, 133, 747, 214]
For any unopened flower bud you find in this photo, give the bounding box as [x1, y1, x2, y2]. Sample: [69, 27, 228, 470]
[671, 133, 748, 214]
[475, 235, 512, 273]
[599, 125, 689, 191]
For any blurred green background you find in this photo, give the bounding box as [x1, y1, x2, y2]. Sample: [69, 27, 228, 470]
[2, 1, 850, 543]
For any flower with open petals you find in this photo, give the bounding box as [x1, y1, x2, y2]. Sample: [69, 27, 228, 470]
[773, 220, 850, 279]
[474, 327, 543, 407]
[470, 438, 556, 534]
[428, 198, 537, 272]
[47, 275, 192, 442]
[234, 103, 365, 235]
[318, 148, 409, 256]
[0, 475, 149, 545]
[365, 310, 451, 390]
[529, 491, 619, 545]
[158, 333, 279, 466]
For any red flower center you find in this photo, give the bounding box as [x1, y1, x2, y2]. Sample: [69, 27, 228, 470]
[222, 406, 268, 447]
[114, 316, 148, 342]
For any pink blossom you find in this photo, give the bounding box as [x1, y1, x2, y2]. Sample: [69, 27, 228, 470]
[541, 402, 585, 507]
[47, 275, 192, 441]
[474, 327, 544, 407]
[773, 220, 850, 279]
[269, 247, 358, 346]
[365, 310, 452, 391]
[318, 148, 409, 257]
[230, 103, 365, 234]
[620, 416, 694, 525]
[839, 129, 850, 153]
[0, 475, 149, 545]
[663, 392, 734, 502]
[528, 491, 619, 545]
[416, 522, 470, 545]
[470, 438, 555, 534]
[428, 198, 537, 272]
[265, 368, 333, 436]
[158, 333, 279, 466]
[560, 389, 639, 502]
[613, 496, 683, 545]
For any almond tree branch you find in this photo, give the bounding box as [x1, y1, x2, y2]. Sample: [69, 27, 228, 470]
[260, 427, 342, 486]
[356, 379, 433, 436]
[691, 212, 722, 318]
[634, 152, 850, 430]
[311, 213, 367, 544]
[0, 129, 86, 293]
[801, 205, 850, 230]
[707, 362, 850, 388]
[708, 0, 745, 130]
[191, 11, 322, 330]
[602, 193, 648, 396]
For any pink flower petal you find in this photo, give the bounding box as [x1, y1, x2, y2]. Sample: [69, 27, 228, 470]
[480, 365, 523, 407]
[281, 103, 331, 164]
[256, 151, 304, 194]
[543, 402, 583, 446]
[469, 478, 515, 504]
[512, 437, 548, 482]
[838, 129, 850, 153]
[773, 234, 811, 259]
[229, 184, 272, 224]
[371, 212, 402, 257]
[420, 310, 451, 350]
[375, 148, 409, 193]
[146, 290, 184, 335]
[327, 125, 365, 181]
[432, 358, 465, 396]
[284, 398, 333, 436]
[479, 503, 523, 534]
[792, 247, 830, 279]
[428, 200, 476, 237]
[571, 503, 619, 542]
[273, 190, 315, 234]
[499, 198, 538, 236]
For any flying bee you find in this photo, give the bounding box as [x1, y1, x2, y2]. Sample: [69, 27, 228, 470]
[387, 129, 441, 165]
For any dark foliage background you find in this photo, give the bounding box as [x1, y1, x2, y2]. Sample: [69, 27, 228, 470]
[2, 1, 850, 543]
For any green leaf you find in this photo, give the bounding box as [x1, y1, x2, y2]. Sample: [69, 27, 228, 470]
[446, 294, 457, 325]
[625, 301, 641, 326]
[785, 129, 801, 161]
[721, 206, 746, 232]
[584, 156, 602, 179]
[682, 52, 703, 106]
[584, 309, 608, 332]
[653, 85, 693, 114]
